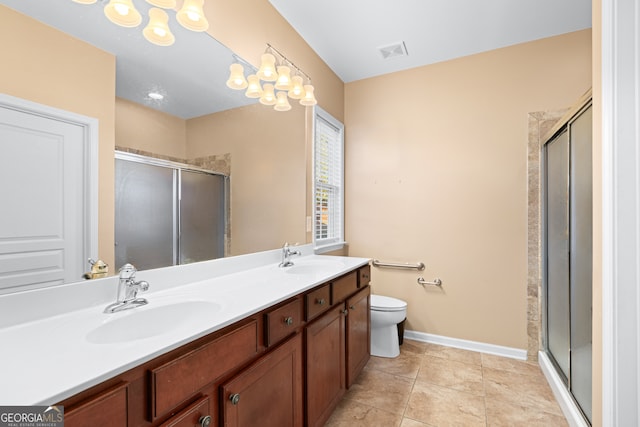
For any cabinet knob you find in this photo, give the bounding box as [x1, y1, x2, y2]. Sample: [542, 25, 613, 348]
[316, 298, 326, 306]
[342, 309, 349, 316]
[199, 415, 212, 427]
[284, 316, 294, 325]
[229, 393, 241, 405]
[349, 305, 355, 310]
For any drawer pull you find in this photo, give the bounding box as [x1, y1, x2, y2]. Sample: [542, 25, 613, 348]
[316, 298, 326, 306]
[230, 393, 241, 405]
[284, 316, 294, 326]
[199, 415, 212, 427]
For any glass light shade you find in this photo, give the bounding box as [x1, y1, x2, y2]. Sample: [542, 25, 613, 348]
[256, 53, 277, 82]
[288, 75, 304, 99]
[274, 91, 292, 112]
[146, 0, 177, 8]
[72, 0, 98, 4]
[259, 84, 277, 106]
[176, 0, 209, 32]
[300, 84, 318, 106]
[274, 66, 292, 91]
[143, 8, 175, 46]
[245, 75, 263, 98]
[104, 0, 142, 27]
[226, 64, 248, 90]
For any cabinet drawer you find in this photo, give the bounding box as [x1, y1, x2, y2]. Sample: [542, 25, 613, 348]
[358, 265, 371, 287]
[306, 284, 331, 321]
[151, 320, 259, 419]
[331, 271, 358, 304]
[159, 396, 210, 427]
[265, 298, 303, 347]
[65, 382, 128, 427]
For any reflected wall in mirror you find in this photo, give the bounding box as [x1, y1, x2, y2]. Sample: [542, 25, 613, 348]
[0, 0, 307, 290]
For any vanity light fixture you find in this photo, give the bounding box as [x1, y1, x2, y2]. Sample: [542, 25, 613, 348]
[226, 64, 248, 90]
[73, 0, 209, 46]
[104, 0, 142, 27]
[226, 43, 318, 111]
[143, 8, 175, 46]
[176, 0, 209, 32]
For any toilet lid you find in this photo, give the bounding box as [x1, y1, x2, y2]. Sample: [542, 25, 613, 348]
[370, 295, 407, 312]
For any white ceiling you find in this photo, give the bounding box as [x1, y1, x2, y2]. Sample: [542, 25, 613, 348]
[268, 0, 593, 83]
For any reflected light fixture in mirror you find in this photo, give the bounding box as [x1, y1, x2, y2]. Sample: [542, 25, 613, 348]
[73, 0, 208, 46]
[226, 64, 248, 90]
[226, 44, 318, 111]
[143, 8, 175, 46]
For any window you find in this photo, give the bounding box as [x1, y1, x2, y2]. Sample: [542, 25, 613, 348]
[313, 107, 344, 250]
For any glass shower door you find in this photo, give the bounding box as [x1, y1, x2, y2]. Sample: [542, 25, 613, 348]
[545, 129, 570, 380]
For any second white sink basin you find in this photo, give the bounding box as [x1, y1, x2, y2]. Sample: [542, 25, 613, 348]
[87, 300, 220, 344]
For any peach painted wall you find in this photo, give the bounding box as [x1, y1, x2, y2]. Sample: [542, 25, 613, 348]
[186, 103, 307, 256]
[344, 30, 592, 350]
[0, 5, 116, 268]
[115, 97, 187, 159]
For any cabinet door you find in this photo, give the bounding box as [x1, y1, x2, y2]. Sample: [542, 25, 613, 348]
[221, 334, 303, 427]
[64, 382, 128, 427]
[305, 304, 346, 427]
[346, 286, 370, 388]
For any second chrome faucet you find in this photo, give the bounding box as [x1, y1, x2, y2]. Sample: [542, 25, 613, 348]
[104, 263, 150, 313]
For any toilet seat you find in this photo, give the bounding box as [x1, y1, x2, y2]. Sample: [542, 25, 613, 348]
[370, 295, 407, 312]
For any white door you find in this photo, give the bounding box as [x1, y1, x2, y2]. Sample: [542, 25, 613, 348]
[0, 101, 93, 293]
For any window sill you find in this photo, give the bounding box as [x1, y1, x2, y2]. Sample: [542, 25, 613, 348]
[314, 241, 347, 254]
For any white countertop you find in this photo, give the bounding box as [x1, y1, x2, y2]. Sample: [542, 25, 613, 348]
[0, 249, 369, 405]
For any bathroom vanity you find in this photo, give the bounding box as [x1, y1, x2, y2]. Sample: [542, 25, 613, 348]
[0, 252, 370, 427]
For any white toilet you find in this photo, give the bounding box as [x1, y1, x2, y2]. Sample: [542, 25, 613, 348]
[370, 295, 408, 358]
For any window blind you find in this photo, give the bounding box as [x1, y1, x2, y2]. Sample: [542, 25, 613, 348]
[313, 109, 344, 246]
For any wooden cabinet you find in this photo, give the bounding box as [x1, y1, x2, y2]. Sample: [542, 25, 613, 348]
[64, 382, 128, 427]
[305, 304, 346, 427]
[151, 320, 259, 420]
[58, 263, 371, 427]
[346, 286, 370, 388]
[221, 334, 303, 427]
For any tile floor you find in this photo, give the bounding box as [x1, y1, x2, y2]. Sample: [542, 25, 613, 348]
[325, 339, 569, 427]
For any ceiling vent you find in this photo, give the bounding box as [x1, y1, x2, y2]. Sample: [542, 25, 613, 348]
[377, 41, 408, 60]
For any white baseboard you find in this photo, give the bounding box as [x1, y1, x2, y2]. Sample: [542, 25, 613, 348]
[538, 351, 589, 427]
[404, 330, 527, 360]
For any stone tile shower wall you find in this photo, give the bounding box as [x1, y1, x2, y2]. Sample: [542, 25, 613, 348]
[527, 110, 567, 361]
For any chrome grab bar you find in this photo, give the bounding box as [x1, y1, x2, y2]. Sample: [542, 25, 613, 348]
[372, 260, 425, 271]
[417, 277, 442, 287]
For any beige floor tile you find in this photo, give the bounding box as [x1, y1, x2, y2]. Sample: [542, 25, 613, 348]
[423, 343, 482, 366]
[367, 352, 423, 379]
[483, 366, 563, 416]
[405, 382, 486, 427]
[400, 417, 433, 427]
[416, 355, 484, 396]
[481, 353, 543, 377]
[324, 399, 403, 427]
[345, 366, 414, 415]
[486, 399, 569, 427]
[401, 339, 429, 355]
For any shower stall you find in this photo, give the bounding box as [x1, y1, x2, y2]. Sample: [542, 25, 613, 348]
[543, 99, 592, 424]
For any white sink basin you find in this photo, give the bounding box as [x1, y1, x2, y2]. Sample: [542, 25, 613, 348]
[87, 300, 220, 344]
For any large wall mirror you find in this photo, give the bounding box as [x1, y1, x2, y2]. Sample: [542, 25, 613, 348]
[0, 0, 308, 287]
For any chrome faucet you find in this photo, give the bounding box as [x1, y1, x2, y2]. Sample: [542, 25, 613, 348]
[279, 243, 301, 267]
[104, 263, 150, 313]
